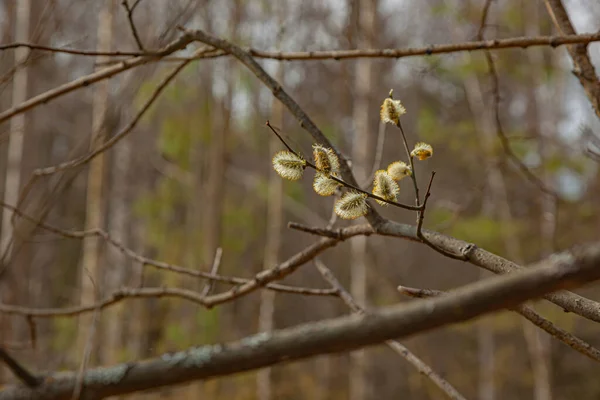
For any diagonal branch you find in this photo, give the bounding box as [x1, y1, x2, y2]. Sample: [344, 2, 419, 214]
[0, 348, 41, 388]
[544, 0, 600, 121]
[315, 260, 467, 400]
[290, 220, 600, 324]
[0, 32, 195, 125]
[183, 28, 386, 228]
[2, 242, 600, 400]
[398, 285, 600, 362]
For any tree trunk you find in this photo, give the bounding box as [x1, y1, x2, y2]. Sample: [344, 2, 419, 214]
[0, 0, 30, 383]
[350, 1, 376, 399]
[77, 0, 114, 364]
[257, 65, 285, 400]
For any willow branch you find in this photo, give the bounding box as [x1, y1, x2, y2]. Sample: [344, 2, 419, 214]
[184, 27, 387, 227]
[0, 32, 195, 125]
[315, 260, 467, 400]
[398, 284, 600, 362]
[2, 242, 600, 400]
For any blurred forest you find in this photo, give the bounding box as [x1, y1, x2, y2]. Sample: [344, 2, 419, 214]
[1, 0, 600, 399]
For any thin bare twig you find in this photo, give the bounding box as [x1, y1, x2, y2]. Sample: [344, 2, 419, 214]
[398, 284, 600, 362]
[33, 60, 190, 176]
[395, 119, 420, 206]
[121, 0, 145, 51]
[200, 248, 223, 297]
[0, 42, 148, 56]
[482, 51, 559, 198]
[0, 201, 337, 298]
[315, 260, 467, 400]
[0, 32, 195, 125]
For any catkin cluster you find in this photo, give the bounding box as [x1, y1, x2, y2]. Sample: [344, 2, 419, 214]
[272, 94, 433, 220]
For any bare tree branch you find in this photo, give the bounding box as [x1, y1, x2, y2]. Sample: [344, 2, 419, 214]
[544, 0, 600, 120]
[398, 285, 600, 362]
[315, 260, 467, 400]
[2, 242, 600, 400]
[121, 0, 145, 51]
[184, 28, 387, 228]
[0, 201, 337, 298]
[290, 220, 600, 323]
[0, 32, 195, 125]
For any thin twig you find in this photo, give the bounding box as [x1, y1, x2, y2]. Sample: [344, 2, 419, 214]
[395, 119, 420, 206]
[0, 42, 149, 56]
[398, 284, 600, 362]
[0, 201, 336, 297]
[121, 0, 145, 51]
[0, 284, 337, 318]
[314, 259, 467, 400]
[200, 248, 223, 297]
[0, 32, 194, 125]
[33, 60, 190, 176]
[482, 51, 559, 198]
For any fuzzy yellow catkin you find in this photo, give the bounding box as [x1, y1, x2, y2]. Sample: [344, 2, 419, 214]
[387, 161, 411, 181]
[313, 172, 341, 196]
[334, 191, 368, 220]
[272, 150, 306, 181]
[380, 98, 407, 125]
[312, 144, 340, 173]
[410, 142, 433, 160]
[372, 170, 400, 205]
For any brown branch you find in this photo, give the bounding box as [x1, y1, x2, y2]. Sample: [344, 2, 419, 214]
[398, 284, 600, 362]
[482, 50, 559, 198]
[544, 0, 600, 121]
[291, 219, 600, 324]
[199, 225, 372, 308]
[0, 287, 211, 317]
[0, 201, 336, 298]
[104, 31, 600, 65]
[0, 32, 195, 125]
[184, 28, 387, 228]
[2, 242, 600, 400]
[0, 348, 41, 387]
[377, 220, 600, 323]
[199, 247, 223, 297]
[315, 260, 467, 400]
[246, 32, 600, 60]
[0, 42, 148, 56]
[121, 0, 145, 51]
[395, 119, 420, 206]
[32, 60, 189, 176]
